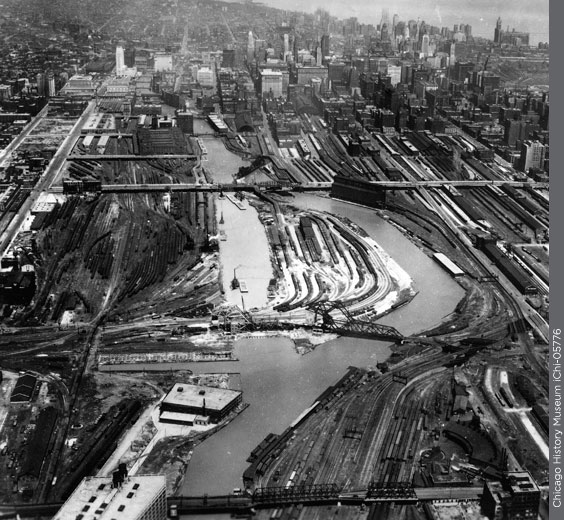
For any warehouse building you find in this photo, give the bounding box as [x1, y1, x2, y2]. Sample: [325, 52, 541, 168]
[10, 373, 37, 403]
[160, 383, 242, 424]
[54, 474, 167, 520]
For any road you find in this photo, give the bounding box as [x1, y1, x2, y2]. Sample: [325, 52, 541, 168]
[0, 105, 49, 167]
[0, 100, 97, 257]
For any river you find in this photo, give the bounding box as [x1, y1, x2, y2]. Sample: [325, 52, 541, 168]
[170, 127, 465, 497]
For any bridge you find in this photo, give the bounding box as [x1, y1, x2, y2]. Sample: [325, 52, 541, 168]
[52, 178, 548, 194]
[51, 181, 329, 195]
[308, 301, 404, 342]
[0, 485, 483, 518]
[66, 154, 198, 161]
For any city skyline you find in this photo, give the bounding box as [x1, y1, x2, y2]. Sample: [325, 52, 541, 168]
[235, 0, 549, 45]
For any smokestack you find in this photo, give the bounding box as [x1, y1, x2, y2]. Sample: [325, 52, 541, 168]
[112, 470, 124, 488]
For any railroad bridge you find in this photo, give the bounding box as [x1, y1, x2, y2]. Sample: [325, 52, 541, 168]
[308, 301, 404, 342]
[0, 485, 483, 518]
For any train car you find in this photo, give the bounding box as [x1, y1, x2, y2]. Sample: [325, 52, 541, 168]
[309, 135, 322, 153]
[399, 137, 419, 156]
[479, 240, 538, 295]
[499, 387, 514, 408]
[433, 252, 464, 277]
[237, 134, 249, 148]
[373, 133, 400, 156]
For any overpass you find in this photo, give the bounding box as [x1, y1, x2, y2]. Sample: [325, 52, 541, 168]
[51, 181, 330, 195]
[67, 154, 198, 161]
[0, 486, 483, 518]
[52, 179, 548, 195]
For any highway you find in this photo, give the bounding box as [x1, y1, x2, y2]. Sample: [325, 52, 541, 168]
[0, 100, 97, 257]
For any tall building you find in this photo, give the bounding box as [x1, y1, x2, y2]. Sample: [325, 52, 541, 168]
[520, 140, 546, 172]
[36, 73, 46, 97]
[175, 109, 194, 134]
[320, 34, 330, 61]
[260, 69, 283, 98]
[387, 65, 402, 86]
[116, 45, 125, 75]
[284, 33, 290, 55]
[481, 471, 540, 520]
[154, 53, 173, 72]
[494, 17, 503, 44]
[247, 31, 254, 63]
[421, 34, 430, 56]
[54, 474, 167, 520]
[47, 72, 56, 97]
[380, 8, 390, 29]
[196, 67, 215, 88]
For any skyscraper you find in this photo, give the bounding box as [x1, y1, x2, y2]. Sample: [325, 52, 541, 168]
[421, 34, 430, 56]
[115, 45, 125, 75]
[380, 8, 390, 30]
[36, 73, 46, 97]
[520, 140, 546, 173]
[320, 34, 330, 61]
[47, 72, 56, 97]
[494, 17, 502, 44]
[247, 31, 254, 63]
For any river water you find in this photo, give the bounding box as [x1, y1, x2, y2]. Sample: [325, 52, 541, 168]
[171, 128, 465, 497]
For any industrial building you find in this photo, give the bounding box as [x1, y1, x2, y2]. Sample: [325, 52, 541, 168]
[53, 474, 167, 520]
[10, 373, 37, 403]
[160, 383, 242, 424]
[481, 471, 540, 520]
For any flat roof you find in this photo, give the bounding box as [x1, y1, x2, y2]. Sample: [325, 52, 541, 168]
[162, 383, 241, 412]
[53, 475, 166, 520]
[160, 411, 196, 423]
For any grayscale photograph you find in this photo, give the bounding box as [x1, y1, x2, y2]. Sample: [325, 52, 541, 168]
[0, 0, 551, 519]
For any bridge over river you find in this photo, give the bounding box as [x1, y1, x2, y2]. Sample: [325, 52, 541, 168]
[0, 485, 483, 518]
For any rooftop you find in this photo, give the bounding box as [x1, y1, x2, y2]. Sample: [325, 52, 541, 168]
[53, 475, 166, 520]
[162, 383, 241, 412]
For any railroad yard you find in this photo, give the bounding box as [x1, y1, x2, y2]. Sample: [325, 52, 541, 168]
[0, 83, 551, 519]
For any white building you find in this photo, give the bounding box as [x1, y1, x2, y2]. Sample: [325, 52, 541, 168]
[260, 69, 283, 98]
[154, 53, 173, 72]
[115, 45, 125, 75]
[520, 140, 546, 173]
[53, 475, 167, 520]
[196, 67, 215, 88]
[387, 65, 402, 86]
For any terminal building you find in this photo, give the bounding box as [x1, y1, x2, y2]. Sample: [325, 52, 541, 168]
[54, 473, 167, 520]
[160, 383, 242, 424]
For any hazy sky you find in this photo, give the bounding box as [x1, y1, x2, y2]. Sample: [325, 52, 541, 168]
[251, 0, 550, 45]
